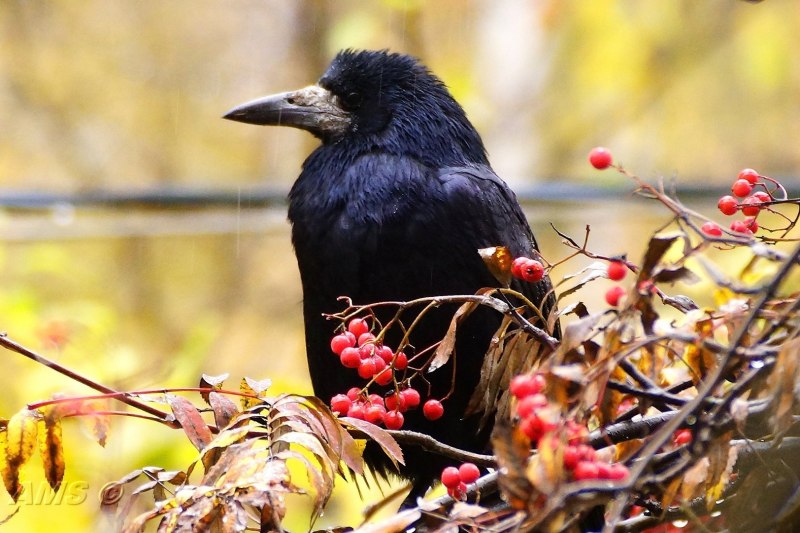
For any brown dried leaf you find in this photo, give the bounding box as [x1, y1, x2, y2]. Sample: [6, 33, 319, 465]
[350, 508, 422, 533]
[79, 399, 112, 447]
[466, 318, 540, 428]
[651, 265, 700, 285]
[340, 417, 404, 468]
[684, 319, 718, 384]
[2, 409, 39, 500]
[200, 373, 229, 389]
[661, 475, 682, 509]
[556, 313, 602, 356]
[705, 434, 738, 507]
[429, 300, 479, 372]
[199, 373, 229, 403]
[208, 392, 238, 430]
[492, 422, 535, 510]
[167, 395, 213, 451]
[640, 233, 680, 278]
[478, 246, 513, 287]
[36, 409, 65, 492]
[680, 457, 709, 501]
[556, 261, 608, 301]
[528, 434, 563, 495]
[300, 395, 364, 475]
[774, 338, 800, 430]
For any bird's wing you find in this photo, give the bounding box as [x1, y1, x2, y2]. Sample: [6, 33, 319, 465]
[434, 165, 556, 318]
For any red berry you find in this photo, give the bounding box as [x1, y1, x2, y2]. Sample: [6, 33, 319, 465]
[330, 394, 352, 415]
[440, 466, 461, 489]
[357, 333, 376, 347]
[330, 333, 355, 355]
[577, 444, 596, 462]
[743, 217, 758, 233]
[346, 387, 361, 401]
[385, 393, 406, 412]
[377, 345, 394, 363]
[372, 356, 387, 374]
[516, 259, 545, 283]
[365, 403, 386, 424]
[423, 399, 444, 420]
[520, 415, 545, 441]
[382, 410, 404, 429]
[447, 481, 468, 501]
[738, 168, 759, 184]
[375, 368, 394, 386]
[673, 429, 692, 446]
[358, 343, 376, 360]
[566, 420, 589, 445]
[393, 351, 408, 370]
[605, 285, 626, 307]
[573, 461, 600, 481]
[752, 191, 770, 203]
[596, 462, 612, 479]
[399, 388, 421, 409]
[348, 318, 370, 338]
[607, 463, 629, 480]
[347, 403, 366, 420]
[730, 220, 752, 235]
[741, 196, 763, 216]
[731, 179, 753, 198]
[701, 221, 723, 237]
[458, 463, 480, 484]
[607, 261, 627, 281]
[516, 393, 548, 418]
[588, 147, 613, 170]
[340, 347, 361, 369]
[368, 393, 384, 406]
[717, 195, 739, 216]
[564, 446, 581, 470]
[509, 373, 546, 399]
[511, 257, 529, 279]
[357, 358, 377, 379]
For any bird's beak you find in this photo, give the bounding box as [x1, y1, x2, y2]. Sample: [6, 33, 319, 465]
[223, 85, 350, 139]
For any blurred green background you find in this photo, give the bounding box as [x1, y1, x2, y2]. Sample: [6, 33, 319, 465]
[1, 1, 799, 531]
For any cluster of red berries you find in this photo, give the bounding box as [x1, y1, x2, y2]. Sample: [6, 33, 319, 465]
[329, 317, 446, 429]
[440, 462, 481, 500]
[604, 260, 627, 307]
[511, 256, 545, 283]
[329, 318, 408, 384]
[713, 168, 772, 236]
[510, 372, 630, 483]
[331, 387, 424, 429]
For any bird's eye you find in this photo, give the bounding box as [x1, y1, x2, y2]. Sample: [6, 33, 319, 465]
[341, 91, 363, 109]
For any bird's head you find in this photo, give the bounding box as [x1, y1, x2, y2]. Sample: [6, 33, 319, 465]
[224, 49, 487, 166]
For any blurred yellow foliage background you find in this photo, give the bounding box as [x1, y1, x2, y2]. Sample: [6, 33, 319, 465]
[1, 1, 799, 531]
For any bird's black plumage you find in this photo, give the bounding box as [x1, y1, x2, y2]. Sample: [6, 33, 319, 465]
[225, 49, 558, 500]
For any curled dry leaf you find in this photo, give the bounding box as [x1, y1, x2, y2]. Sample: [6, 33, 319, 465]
[478, 246, 513, 287]
[37, 408, 65, 493]
[2, 409, 38, 501]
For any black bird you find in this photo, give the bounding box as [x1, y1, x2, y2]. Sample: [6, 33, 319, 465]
[224, 49, 557, 501]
